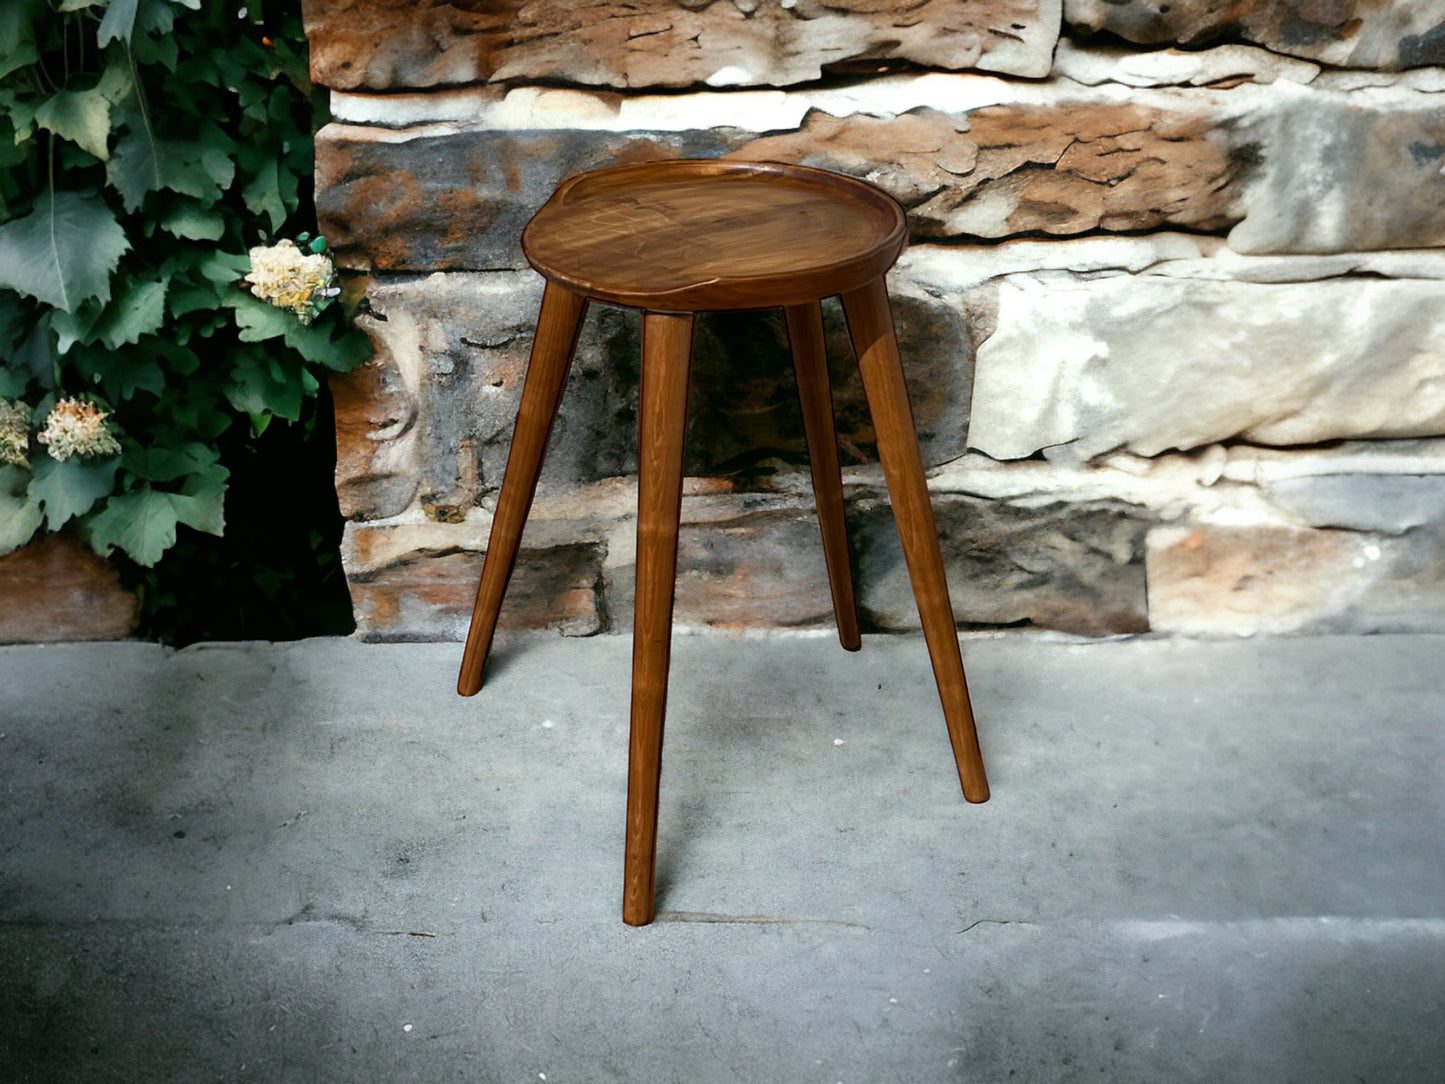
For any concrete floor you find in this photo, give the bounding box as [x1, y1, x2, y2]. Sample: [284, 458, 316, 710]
[1, 631, 1442, 1083]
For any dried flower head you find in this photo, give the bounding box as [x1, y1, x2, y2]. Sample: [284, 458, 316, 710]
[37, 398, 122, 462]
[243, 238, 338, 325]
[0, 398, 30, 469]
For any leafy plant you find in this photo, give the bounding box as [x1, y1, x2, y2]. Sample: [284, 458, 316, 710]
[0, 0, 367, 585]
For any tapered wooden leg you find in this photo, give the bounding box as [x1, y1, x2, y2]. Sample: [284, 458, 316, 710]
[785, 302, 862, 652]
[457, 283, 588, 696]
[623, 310, 695, 926]
[840, 278, 989, 803]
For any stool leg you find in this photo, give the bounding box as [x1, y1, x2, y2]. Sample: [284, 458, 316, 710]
[624, 310, 695, 926]
[840, 277, 990, 803]
[785, 302, 862, 652]
[457, 283, 588, 696]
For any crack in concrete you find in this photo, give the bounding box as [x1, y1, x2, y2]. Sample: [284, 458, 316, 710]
[655, 910, 869, 928]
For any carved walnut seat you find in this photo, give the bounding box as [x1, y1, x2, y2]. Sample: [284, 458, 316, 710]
[457, 159, 988, 926]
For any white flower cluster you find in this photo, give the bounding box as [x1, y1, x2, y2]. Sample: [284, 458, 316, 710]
[35, 397, 122, 462]
[0, 397, 29, 469]
[243, 238, 338, 324]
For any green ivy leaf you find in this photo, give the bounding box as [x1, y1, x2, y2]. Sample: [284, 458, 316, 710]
[169, 460, 227, 536]
[123, 439, 214, 482]
[284, 319, 371, 372]
[0, 367, 27, 399]
[0, 191, 129, 313]
[52, 299, 103, 353]
[27, 451, 120, 530]
[108, 127, 236, 212]
[159, 203, 224, 241]
[86, 485, 177, 566]
[33, 87, 113, 161]
[94, 275, 168, 349]
[0, 465, 43, 555]
[0, 0, 43, 81]
[96, 0, 140, 46]
[226, 351, 304, 420]
[242, 158, 286, 233]
[0, 289, 31, 354]
[231, 293, 296, 342]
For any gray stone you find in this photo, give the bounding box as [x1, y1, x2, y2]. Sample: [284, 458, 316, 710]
[1063, 0, 1445, 71]
[335, 272, 975, 524]
[334, 273, 642, 522]
[968, 272, 1445, 461]
[853, 494, 1153, 636]
[1265, 474, 1445, 534]
[1226, 84, 1445, 254]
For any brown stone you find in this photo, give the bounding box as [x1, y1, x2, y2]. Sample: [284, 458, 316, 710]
[853, 495, 1153, 636]
[1064, 0, 1445, 70]
[303, 0, 1060, 91]
[0, 533, 139, 644]
[348, 542, 605, 641]
[734, 103, 1238, 238]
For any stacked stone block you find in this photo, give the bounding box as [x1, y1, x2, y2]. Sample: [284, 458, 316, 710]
[304, 0, 1445, 640]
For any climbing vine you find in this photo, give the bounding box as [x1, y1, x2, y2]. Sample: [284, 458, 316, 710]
[0, 0, 367, 588]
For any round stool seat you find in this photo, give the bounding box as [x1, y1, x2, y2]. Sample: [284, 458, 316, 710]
[521, 159, 907, 311]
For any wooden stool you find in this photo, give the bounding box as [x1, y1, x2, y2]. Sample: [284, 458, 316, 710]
[458, 160, 989, 926]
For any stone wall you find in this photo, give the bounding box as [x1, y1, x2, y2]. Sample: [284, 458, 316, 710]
[304, 0, 1445, 641]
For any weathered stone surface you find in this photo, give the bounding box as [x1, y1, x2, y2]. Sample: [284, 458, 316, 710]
[315, 125, 738, 273]
[334, 273, 638, 522]
[1053, 39, 1322, 86]
[347, 539, 605, 642]
[1064, 0, 1445, 71]
[968, 272, 1445, 461]
[1264, 475, 1445, 534]
[853, 495, 1152, 635]
[673, 510, 840, 631]
[316, 97, 1238, 270]
[1225, 85, 1445, 254]
[320, 74, 1445, 259]
[303, 0, 1061, 91]
[334, 271, 974, 523]
[1147, 521, 1445, 635]
[737, 101, 1237, 238]
[0, 533, 139, 644]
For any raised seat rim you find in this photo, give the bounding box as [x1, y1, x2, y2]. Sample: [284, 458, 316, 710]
[520, 158, 907, 311]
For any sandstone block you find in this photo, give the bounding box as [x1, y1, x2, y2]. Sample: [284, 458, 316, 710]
[968, 272, 1445, 461]
[1147, 521, 1445, 635]
[0, 533, 139, 644]
[853, 495, 1152, 636]
[303, 0, 1061, 91]
[346, 537, 605, 642]
[736, 102, 1236, 239]
[1064, 0, 1445, 70]
[672, 510, 840, 631]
